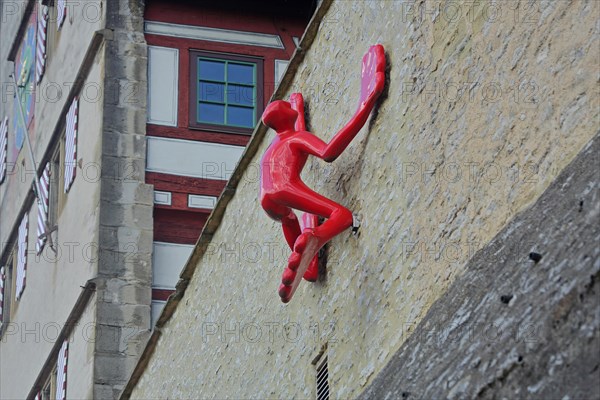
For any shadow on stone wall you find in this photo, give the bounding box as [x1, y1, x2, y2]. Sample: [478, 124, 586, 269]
[359, 134, 600, 399]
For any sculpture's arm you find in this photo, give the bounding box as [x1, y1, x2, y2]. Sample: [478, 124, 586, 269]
[321, 45, 386, 162]
[294, 72, 384, 162]
[293, 45, 386, 163]
[293, 132, 329, 158]
[320, 76, 384, 162]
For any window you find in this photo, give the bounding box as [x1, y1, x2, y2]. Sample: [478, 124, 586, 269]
[56, 0, 67, 29]
[36, 4, 49, 84]
[36, 162, 51, 254]
[0, 259, 13, 333]
[64, 97, 78, 193]
[41, 366, 56, 400]
[48, 148, 61, 228]
[16, 214, 28, 301]
[37, 148, 60, 254]
[316, 354, 329, 400]
[55, 339, 68, 400]
[0, 267, 5, 328]
[0, 265, 12, 332]
[190, 51, 263, 134]
[0, 116, 7, 185]
[13, 11, 37, 151]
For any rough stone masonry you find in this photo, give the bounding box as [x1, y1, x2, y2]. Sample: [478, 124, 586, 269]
[127, 0, 599, 398]
[359, 133, 599, 399]
[97, 1, 153, 398]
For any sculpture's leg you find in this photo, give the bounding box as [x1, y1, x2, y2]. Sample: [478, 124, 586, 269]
[262, 194, 311, 289]
[278, 183, 353, 302]
[261, 195, 301, 250]
[290, 92, 319, 281]
[294, 207, 353, 252]
[300, 213, 319, 282]
[283, 184, 353, 250]
[281, 211, 302, 251]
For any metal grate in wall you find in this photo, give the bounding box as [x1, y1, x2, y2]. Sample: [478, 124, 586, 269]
[316, 355, 329, 400]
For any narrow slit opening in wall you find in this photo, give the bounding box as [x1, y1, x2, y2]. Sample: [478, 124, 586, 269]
[316, 354, 329, 400]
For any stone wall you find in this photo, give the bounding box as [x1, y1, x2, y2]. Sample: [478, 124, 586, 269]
[128, 0, 599, 398]
[359, 133, 599, 399]
[95, 0, 153, 398]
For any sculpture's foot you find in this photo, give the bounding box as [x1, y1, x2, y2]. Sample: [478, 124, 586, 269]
[279, 231, 320, 303]
[282, 258, 298, 285]
[294, 230, 316, 253]
[303, 255, 319, 282]
[288, 252, 301, 271]
[278, 284, 292, 303]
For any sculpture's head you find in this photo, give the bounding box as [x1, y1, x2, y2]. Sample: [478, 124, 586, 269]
[262, 100, 298, 133]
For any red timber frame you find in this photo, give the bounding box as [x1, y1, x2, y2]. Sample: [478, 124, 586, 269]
[144, 0, 310, 300]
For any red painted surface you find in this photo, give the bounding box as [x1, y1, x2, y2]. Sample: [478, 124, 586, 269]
[259, 45, 386, 302]
[154, 208, 208, 245]
[145, 1, 311, 35]
[300, 211, 319, 282]
[152, 288, 174, 301]
[145, 1, 308, 143]
[147, 124, 249, 147]
[147, 172, 226, 197]
[144, 1, 312, 300]
[291, 93, 318, 282]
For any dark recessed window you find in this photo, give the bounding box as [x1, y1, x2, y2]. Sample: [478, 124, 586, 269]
[190, 51, 263, 134]
[316, 355, 329, 400]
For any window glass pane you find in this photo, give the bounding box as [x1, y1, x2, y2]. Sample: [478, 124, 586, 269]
[192, 54, 259, 130]
[198, 103, 225, 124]
[227, 84, 254, 106]
[227, 106, 254, 128]
[227, 63, 254, 85]
[199, 59, 225, 81]
[199, 82, 224, 103]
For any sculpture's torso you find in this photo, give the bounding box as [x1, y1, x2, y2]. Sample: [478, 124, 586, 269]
[260, 133, 309, 198]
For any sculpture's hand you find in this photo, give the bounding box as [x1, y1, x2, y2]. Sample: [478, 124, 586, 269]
[359, 44, 386, 106]
[319, 45, 386, 162]
[289, 93, 306, 131]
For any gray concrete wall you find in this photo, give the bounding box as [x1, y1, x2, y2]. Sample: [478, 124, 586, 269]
[67, 296, 97, 400]
[0, 57, 105, 400]
[0, 1, 33, 229]
[359, 133, 600, 399]
[0, 1, 105, 398]
[0, 1, 153, 398]
[0, 0, 105, 245]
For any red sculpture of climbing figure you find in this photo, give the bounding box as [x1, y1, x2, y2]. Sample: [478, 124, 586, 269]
[260, 45, 386, 302]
